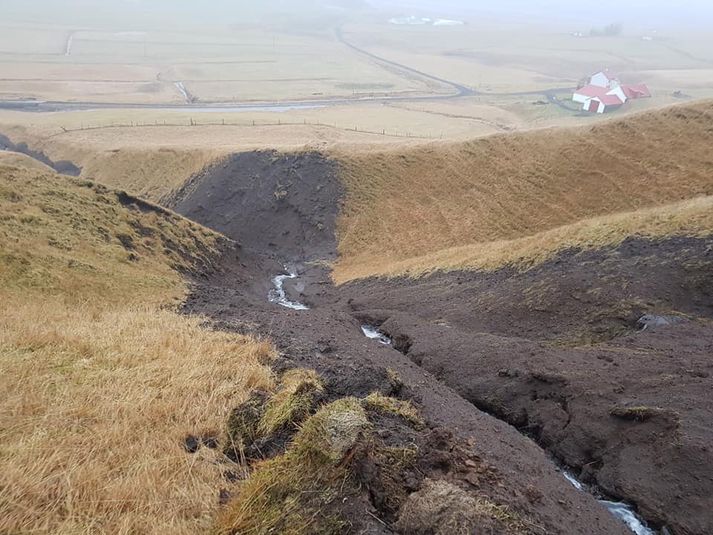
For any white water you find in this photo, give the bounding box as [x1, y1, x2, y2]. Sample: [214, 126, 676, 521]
[174, 82, 190, 103]
[268, 268, 309, 311]
[361, 325, 392, 345]
[561, 469, 654, 535]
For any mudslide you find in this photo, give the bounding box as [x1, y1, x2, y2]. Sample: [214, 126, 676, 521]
[167, 150, 684, 534]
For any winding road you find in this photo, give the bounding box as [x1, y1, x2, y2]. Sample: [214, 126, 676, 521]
[0, 29, 574, 114]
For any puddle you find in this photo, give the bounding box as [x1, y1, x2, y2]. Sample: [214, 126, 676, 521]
[561, 469, 654, 535]
[268, 268, 309, 311]
[361, 324, 392, 345]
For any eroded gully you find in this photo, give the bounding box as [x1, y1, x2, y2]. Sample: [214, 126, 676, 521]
[272, 265, 653, 535]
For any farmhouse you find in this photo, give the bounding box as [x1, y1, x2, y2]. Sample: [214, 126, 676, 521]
[573, 71, 651, 114]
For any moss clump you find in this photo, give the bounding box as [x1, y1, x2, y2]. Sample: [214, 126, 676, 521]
[258, 368, 324, 436]
[215, 398, 370, 535]
[363, 392, 424, 428]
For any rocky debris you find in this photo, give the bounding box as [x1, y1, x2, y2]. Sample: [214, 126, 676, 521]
[636, 314, 684, 331]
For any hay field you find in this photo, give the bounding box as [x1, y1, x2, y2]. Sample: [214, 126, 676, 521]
[0, 22, 429, 104]
[342, 22, 713, 96]
[3, 6, 713, 140]
[332, 100, 713, 282]
[0, 161, 275, 533]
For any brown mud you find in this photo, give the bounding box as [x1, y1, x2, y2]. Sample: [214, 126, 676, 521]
[344, 237, 713, 535]
[173, 150, 710, 534]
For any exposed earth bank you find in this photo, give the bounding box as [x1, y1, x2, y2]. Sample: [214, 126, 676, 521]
[172, 150, 711, 534]
[0, 132, 81, 175]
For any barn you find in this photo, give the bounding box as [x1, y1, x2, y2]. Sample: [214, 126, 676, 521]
[573, 71, 651, 113]
[583, 93, 625, 114]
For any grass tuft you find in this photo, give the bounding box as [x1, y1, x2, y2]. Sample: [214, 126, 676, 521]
[258, 368, 324, 437]
[610, 405, 679, 423]
[363, 392, 425, 428]
[215, 398, 369, 535]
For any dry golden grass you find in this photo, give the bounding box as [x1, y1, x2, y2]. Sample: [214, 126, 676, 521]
[0, 150, 54, 173]
[332, 100, 713, 282]
[0, 163, 276, 533]
[1, 124, 223, 202]
[336, 195, 713, 281]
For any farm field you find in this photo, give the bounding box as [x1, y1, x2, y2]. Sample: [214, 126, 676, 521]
[2, 6, 713, 139]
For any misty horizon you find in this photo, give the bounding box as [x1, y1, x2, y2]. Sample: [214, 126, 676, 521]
[3, 0, 713, 29]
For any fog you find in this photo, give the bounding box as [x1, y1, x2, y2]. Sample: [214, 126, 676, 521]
[374, 0, 713, 27]
[4, 0, 713, 29]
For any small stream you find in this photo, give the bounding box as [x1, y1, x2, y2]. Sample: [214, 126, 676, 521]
[174, 82, 191, 103]
[358, 324, 655, 535]
[361, 324, 392, 345]
[268, 267, 309, 311]
[561, 469, 654, 535]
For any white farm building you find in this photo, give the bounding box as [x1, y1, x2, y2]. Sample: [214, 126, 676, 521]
[573, 70, 651, 114]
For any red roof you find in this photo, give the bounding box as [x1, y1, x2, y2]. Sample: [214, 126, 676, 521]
[574, 84, 609, 98]
[595, 94, 625, 106]
[622, 83, 651, 99]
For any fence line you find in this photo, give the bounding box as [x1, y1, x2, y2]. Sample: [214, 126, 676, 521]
[51, 118, 439, 140]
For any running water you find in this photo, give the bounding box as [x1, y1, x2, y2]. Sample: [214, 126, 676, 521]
[361, 325, 392, 345]
[174, 82, 190, 103]
[561, 469, 654, 535]
[268, 268, 309, 311]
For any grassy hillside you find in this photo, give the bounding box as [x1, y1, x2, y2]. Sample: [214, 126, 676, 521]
[0, 162, 275, 533]
[0, 150, 54, 172]
[333, 100, 713, 282]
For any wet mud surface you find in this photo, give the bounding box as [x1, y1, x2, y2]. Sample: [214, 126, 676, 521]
[344, 237, 713, 535]
[174, 150, 711, 534]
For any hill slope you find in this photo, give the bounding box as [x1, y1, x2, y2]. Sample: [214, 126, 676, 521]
[0, 162, 275, 533]
[333, 100, 713, 281]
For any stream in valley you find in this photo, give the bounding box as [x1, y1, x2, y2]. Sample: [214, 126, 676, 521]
[267, 266, 657, 535]
[268, 267, 309, 311]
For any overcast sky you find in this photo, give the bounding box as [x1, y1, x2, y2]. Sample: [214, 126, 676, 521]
[375, 0, 713, 27]
[4, 0, 713, 29]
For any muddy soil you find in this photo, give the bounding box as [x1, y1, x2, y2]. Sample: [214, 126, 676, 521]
[175, 150, 638, 534]
[167, 150, 341, 262]
[183, 236, 630, 535]
[0, 132, 81, 175]
[344, 237, 713, 535]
